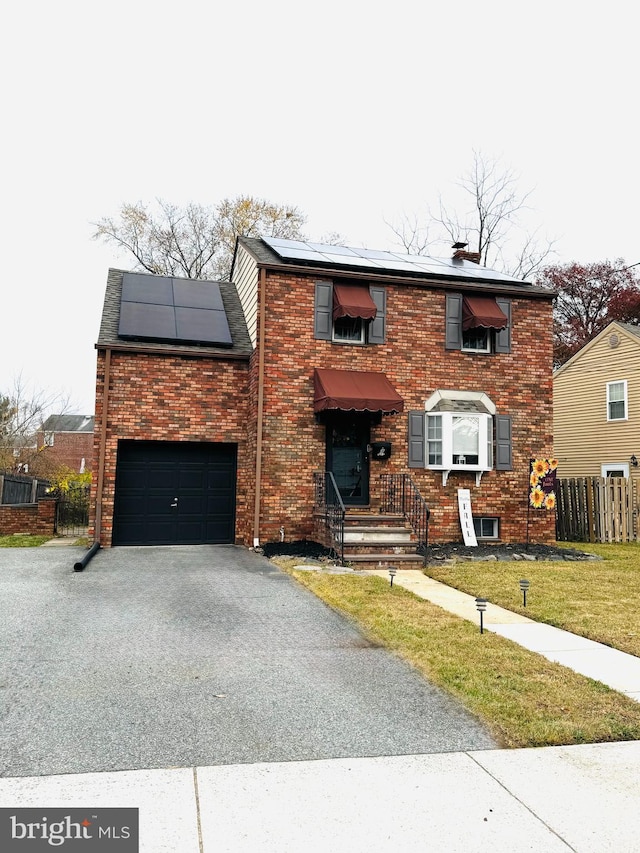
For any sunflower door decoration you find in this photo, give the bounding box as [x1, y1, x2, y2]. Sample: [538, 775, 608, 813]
[529, 458, 558, 510]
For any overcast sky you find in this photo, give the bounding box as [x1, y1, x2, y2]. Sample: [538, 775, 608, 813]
[1, 1, 637, 416]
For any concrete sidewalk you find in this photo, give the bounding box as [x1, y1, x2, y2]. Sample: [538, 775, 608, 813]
[2, 743, 639, 851]
[368, 569, 640, 702]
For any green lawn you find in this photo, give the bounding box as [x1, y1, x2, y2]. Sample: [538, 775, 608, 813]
[0, 534, 50, 547]
[425, 541, 640, 657]
[273, 546, 640, 749]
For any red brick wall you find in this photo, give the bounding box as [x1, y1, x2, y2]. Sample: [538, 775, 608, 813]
[253, 270, 555, 545]
[91, 351, 251, 547]
[94, 271, 555, 549]
[35, 431, 94, 473]
[0, 498, 56, 536]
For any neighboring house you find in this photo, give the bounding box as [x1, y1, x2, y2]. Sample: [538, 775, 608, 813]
[36, 415, 95, 473]
[554, 321, 640, 480]
[91, 238, 555, 555]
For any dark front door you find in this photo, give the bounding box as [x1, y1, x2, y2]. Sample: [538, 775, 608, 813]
[112, 440, 237, 545]
[326, 415, 370, 506]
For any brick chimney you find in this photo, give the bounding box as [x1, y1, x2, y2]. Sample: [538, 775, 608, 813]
[452, 249, 482, 264]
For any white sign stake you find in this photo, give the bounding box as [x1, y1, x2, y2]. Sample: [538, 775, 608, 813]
[457, 488, 478, 546]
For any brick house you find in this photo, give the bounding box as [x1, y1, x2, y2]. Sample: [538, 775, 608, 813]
[91, 237, 555, 560]
[36, 415, 95, 474]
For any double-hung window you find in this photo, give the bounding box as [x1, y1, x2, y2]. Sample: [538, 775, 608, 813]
[445, 293, 511, 353]
[607, 380, 627, 421]
[314, 281, 386, 344]
[427, 411, 493, 470]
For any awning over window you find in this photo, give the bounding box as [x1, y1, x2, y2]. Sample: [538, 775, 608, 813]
[313, 368, 404, 413]
[462, 295, 508, 331]
[332, 283, 378, 321]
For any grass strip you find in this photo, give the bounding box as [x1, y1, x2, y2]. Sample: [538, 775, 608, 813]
[0, 534, 50, 547]
[426, 541, 640, 657]
[284, 565, 640, 748]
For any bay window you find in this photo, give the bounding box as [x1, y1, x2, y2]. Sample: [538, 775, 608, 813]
[408, 390, 512, 485]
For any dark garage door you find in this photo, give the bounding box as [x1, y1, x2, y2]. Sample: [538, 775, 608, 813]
[112, 440, 237, 545]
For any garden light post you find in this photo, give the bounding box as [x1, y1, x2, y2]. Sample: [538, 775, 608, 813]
[389, 566, 397, 587]
[475, 597, 488, 634]
[519, 578, 530, 608]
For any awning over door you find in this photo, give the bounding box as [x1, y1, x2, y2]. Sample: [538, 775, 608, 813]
[313, 368, 404, 413]
[332, 283, 378, 321]
[462, 295, 508, 331]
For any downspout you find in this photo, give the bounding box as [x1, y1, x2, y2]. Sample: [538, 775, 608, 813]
[253, 268, 267, 547]
[94, 347, 111, 548]
[76, 347, 110, 572]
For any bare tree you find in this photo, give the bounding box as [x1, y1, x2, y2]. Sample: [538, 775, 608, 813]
[92, 196, 306, 282]
[385, 213, 432, 255]
[435, 151, 533, 267]
[388, 150, 556, 278]
[0, 377, 72, 475]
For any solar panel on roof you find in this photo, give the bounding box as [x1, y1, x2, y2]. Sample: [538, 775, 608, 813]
[175, 306, 233, 345]
[173, 279, 224, 310]
[306, 242, 359, 256]
[261, 236, 530, 285]
[121, 274, 174, 305]
[323, 254, 384, 268]
[119, 272, 233, 346]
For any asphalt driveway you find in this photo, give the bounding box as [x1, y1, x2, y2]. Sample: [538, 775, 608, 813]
[0, 545, 497, 777]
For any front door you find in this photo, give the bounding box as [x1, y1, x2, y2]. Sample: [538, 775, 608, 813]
[326, 415, 370, 506]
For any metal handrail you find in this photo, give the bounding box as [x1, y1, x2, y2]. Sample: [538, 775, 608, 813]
[313, 471, 346, 565]
[380, 473, 430, 560]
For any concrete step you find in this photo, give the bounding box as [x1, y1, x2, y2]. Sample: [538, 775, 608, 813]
[343, 541, 420, 556]
[343, 513, 405, 526]
[345, 553, 426, 569]
[343, 527, 413, 543]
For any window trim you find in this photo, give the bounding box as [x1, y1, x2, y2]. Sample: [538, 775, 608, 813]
[473, 516, 499, 540]
[606, 380, 628, 422]
[461, 327, 491, 352]
[332, 315, 365, 344]
[426, 411, 493, 484]
[602, 463, 629, 478]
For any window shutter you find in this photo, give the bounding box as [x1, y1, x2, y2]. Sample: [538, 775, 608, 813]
[445, 293, 462, 349]
[369, 286, 386, 344]
[314, 281, 333, 340]
[408, 411, 425, 468]
[494, 298, 511, 353]
[495, 414, 512, 470]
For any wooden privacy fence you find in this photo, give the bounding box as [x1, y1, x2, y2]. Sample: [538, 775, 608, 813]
[556, 477, 637, 543]
[0, 473, 50, 504]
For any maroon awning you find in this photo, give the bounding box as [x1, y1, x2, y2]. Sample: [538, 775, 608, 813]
[332, 283, 378, 321]
[313, 368, 403, 413]
[462, 295, 508, 331]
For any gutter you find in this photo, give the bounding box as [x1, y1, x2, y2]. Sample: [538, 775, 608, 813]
[253, 268, 267, 547]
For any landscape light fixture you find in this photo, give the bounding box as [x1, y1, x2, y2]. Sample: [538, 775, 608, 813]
[475, 597, 488, 634]
[519, 579, 530, 607]
[388, 566, 397, 587]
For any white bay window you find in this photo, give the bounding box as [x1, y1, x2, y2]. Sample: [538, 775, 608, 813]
[427, 412, 493, 481]
[409, 390, 512, 485]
